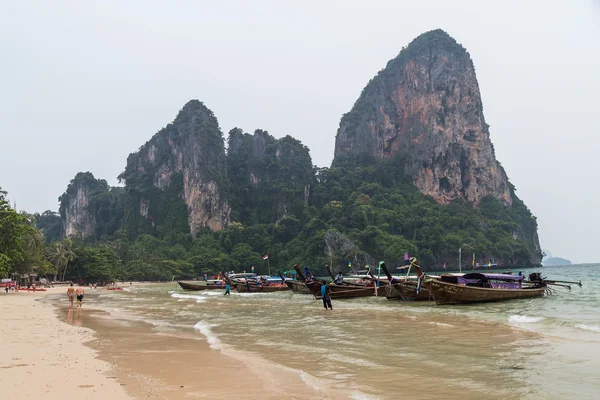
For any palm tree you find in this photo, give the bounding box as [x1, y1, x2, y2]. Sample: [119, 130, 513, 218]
[46, 240, 77, 281]
[61, 240, 76, 281]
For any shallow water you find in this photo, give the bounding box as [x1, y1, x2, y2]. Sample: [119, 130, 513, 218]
[61, 264, 600, 399]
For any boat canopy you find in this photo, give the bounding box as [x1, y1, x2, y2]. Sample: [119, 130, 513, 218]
[463, 273, 523, 281]
[440, 273, 523, 289]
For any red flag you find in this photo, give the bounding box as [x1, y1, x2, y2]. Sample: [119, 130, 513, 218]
[262, 254, 269, 260]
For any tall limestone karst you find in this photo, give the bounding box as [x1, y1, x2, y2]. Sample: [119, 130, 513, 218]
[59, 172, 124, 240]
[227, 128, 314, 224]
[333, 29, 541, 264]
[335, 29, 511, 206]
[119, 100, 230, 238]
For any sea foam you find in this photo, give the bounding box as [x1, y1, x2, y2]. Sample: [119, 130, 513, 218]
[576, 324, 600, 333]
[193, 321, 222, 349]
[508, 315, 544, 323]
[171, 293, 206, 303]
[350, 391, 384, 400]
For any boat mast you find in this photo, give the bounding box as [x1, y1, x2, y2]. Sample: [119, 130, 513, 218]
[459, 247, 462, 273]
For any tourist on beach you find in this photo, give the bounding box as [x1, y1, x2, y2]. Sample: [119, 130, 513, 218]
[321, 284, 332, 310]
[67, 284, 75, 308]
[75, 285, 85, 308]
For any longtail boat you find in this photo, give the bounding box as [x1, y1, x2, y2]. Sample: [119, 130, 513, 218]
[379, 261, 432, 301]
[223, 272, 290, 293]
[177, 280, 226, 291]
[298, 265, 385, 299]
[234, 280, 290, 293]
[279, 269, 311, 294]
[426, 273, 547, 305]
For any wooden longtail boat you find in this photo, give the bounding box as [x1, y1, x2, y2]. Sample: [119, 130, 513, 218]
[293, 265, 384, 299]
[426, 273, 546, 305]
[178, 280, 226, 291]
[284, 280, 311, 294]
[234, 282, 290, 293]
[278, 269, 311, 294]
[379, 262, 431, 301]
[392, 280, 431, 301]
[305, 280, 385, 299]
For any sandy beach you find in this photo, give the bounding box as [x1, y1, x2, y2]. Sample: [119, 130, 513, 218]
[1, 286, 319, 400]
[0, 288, 132, 400]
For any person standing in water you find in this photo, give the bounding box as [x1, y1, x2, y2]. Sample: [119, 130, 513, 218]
[321, 284, 332, 310]
[75, 285, 85, 308]
[224, 279, 230, 295]
[67, 283, 75, 308]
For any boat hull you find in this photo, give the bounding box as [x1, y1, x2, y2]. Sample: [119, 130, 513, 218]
[178, 281, 226, 291]
[235, 284, 290, 293]
[394, 281, 431, 301]
[427, 280, 546, 305]
[285, 280, 311, 294]
[307, 282, 385, 299]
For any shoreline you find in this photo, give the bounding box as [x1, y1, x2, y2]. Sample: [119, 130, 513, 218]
[48, 288, 327, 399]
[0, 289, 132, 399]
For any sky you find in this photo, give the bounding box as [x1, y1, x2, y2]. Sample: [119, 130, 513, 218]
[1, 0, 599, 262]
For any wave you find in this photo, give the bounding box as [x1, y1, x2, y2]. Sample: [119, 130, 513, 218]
[170, 293, 206, 303]
[508, 315, 544, 323]
[193, 321, 222, 350]
[575, 324, 600, 333]
[350, 391, 383, 400]
[428, 322, 454, 327]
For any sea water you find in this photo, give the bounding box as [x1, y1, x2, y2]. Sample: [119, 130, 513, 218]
[64, 264, 600, 399]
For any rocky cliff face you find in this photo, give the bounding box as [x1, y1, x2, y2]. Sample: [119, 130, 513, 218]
[59, 172, 124, 240]
[334, 29, 511, 206]
[119, 100, 230, 236]
[227, 128, 314, 223]
[59, 172, 101, 238]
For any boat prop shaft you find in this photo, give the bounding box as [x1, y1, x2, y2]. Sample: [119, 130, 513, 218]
[544, 279, 582, 287]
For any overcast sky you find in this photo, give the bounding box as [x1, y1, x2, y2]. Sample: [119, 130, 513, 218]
[1, 0, 599, 262]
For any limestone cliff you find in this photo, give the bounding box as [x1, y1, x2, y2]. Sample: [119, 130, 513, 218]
[59, 172, 98, 238]
[59, 172, 123, 240]
[227, 128, 314, 224]
[119, 100, 230, 237]
[334, 29, 511, 206]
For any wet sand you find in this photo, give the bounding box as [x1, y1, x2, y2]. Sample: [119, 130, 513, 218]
[65, 307, 322, 399]
[0, 288, 131, 399]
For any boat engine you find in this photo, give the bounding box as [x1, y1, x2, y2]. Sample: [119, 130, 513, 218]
[529, 272, 543, 282]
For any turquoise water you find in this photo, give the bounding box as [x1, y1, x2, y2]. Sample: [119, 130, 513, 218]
[79, 264, 600, 399]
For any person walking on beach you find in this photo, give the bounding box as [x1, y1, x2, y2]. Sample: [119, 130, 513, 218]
[75, 285, 85, 308]
[224, 280, 230, 295]
[321, 284, 332, 310]
[67, 284, 75, 308]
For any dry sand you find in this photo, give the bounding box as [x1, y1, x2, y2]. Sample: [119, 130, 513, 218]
[0, 288, 132, 399]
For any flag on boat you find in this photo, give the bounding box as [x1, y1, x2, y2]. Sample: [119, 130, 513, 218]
[347, 261, 352, 268]
[262, 254, 269, 260]
[472, 253, 475, 267]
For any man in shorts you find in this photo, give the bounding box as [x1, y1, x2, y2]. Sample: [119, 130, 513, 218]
[75, 285, 85, 308]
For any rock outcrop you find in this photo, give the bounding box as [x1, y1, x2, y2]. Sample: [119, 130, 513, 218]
[119, 100, 230, 236]
[59, 172, 102, 238]
[334, 29, 511, 206]
[227, 128, 314, 223]
[59, 172, 124, 240]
